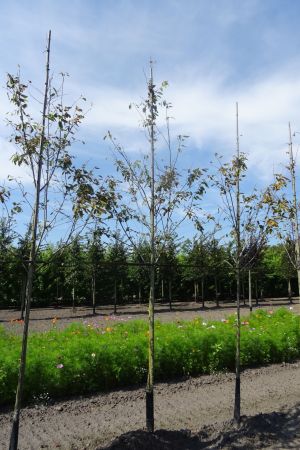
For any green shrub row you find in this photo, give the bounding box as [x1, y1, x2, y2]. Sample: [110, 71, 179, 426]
[0, 308, 299, 406]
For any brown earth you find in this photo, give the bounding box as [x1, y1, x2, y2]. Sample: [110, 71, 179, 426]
[1, 300, 300, 449]
[1, 298, 299, 335]
[0, 362, 300, 449]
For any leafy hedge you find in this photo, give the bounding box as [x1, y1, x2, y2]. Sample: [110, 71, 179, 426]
[1, 308, 299, 406]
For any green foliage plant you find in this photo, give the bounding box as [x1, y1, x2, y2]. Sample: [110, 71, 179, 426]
[0, 308, 299, 406]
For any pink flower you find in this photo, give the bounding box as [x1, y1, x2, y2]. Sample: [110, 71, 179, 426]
[56, 363, 64, 369]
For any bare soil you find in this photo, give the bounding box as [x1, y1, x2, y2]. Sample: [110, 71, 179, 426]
[0, 362, 300, 449]
[1, 299, 300, 449]
[1, 298, 299, 335]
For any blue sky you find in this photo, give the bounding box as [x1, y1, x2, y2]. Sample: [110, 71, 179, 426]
[1, 0, 300, 240]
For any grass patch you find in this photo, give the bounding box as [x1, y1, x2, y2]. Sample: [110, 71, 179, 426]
[1, 308, 299, 406]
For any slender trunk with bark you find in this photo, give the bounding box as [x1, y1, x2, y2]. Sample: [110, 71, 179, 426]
[168, 279, 172, 311]
[161, 278, 164, 302]
[146, 63, 155, 433]
[260, 288, 264, 300]
[288, 123, 300, 303]
[72, 285, 76, 313]
[248, 269, 252, 312]
[9, 31, 51, 450]
[114, 278, 117, 314]
[201, 276, 205, 309]
[56, 277, 59, 303]
[234, 102, 241, 424]
[215, 275, 219, 307]
[92, 271, 96, 315]
[242, 275, 246, 306]
[20, 275, 27, 320]
[255, 278, 258, 306]
[288, 278, 292, 304]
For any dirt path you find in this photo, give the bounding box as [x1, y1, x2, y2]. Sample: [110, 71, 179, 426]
[1, 362, 300, 449]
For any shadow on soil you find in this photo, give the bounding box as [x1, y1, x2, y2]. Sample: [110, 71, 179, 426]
[99, 403, 300, 449]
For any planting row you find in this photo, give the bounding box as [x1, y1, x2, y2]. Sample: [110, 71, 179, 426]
[0, 308, 299, 406]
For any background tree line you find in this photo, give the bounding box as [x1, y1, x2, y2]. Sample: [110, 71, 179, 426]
[0, 225, 297, 310]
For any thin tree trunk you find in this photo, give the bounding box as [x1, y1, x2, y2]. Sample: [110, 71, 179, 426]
[248, 269, 252, 312]
[234, 102, 241, 425]
[234, 262, 241, 424]
[161, 278, 164, 302]
[288, 123, 300, 304]
[138, 285, 142, 304]
[72, 285, 76, 313]
[114, 278, 117, 314]
[260, 288, 264, 300]
[201, 276, 205, 309]
[194, 280, 197, 302]
[215, 275, 219, 307]
[9, 31, 51, 450]
[168, 279, 172, 311]
[56, 277, 59, 304]
[20, 275, 27, 320]
[297, 270, 300, 304]
[120, 278, 124, 303]
[288, 278, 292, 304]
[146, 62, 155, 433]
[92, 271, 96, 315]
[242, 274, 246, 306]
[255, 278, 258, 306]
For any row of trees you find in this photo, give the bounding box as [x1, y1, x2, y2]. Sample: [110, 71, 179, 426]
[1, 33, 300, 446]
[0, 231, 297, 310]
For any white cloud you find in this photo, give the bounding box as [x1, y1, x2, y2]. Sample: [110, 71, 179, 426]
[1, 0, 300, 192]
[2, 66, 300, 190]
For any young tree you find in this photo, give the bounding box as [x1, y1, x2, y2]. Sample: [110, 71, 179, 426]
[105, 63, 207, 432]
[157, 236, 178, 310]
[181, 236, 209, 307]
[128, 240, 151, 303]
[0, 185, 22, 308]
[263, 123, 300, 302]
[286, 123, 300, 300]
[86, 227, 105, 314]
[213, 103, 277, 423]
[206, 237, 228, 307]
[106, 234, 128, 314]
[64, 237, 85, 311]
[0, 218, 16, 307]
[7, 32, 114, 449]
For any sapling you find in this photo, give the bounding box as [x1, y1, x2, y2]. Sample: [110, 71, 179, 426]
[105, 62, 208, 432]
[213, 103, 278, 423]
[7, 31, 114, 449]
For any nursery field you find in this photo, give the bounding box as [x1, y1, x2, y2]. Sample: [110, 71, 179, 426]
[1, 303, 300, 449]
[1, 297, 299, 335]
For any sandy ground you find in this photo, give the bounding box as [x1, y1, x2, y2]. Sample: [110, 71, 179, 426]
[1, 298, 299, 335]
[1, 300, 300, 449]
[0, 362, 300, 449]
